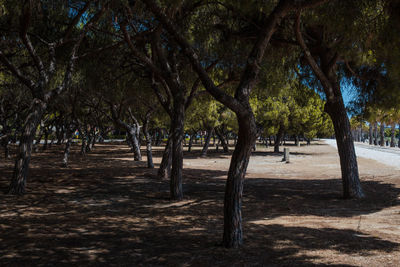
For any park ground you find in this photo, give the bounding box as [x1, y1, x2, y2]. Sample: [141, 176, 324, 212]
[0, 141, 400, 266]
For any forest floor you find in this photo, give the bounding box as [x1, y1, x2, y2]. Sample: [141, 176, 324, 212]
[1, 141, 400, 266]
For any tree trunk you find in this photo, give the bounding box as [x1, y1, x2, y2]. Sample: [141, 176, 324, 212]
[201, 128, 213, 157]
[373, 122, 378, 145]
[143, 117, 154, 169]
[368, 123, 373, 145]
[188, 133, 194, 152]
[380, 122, 385, 147]
[127, 126, 142, 161]
[216, 128, 229, 153]
[8, 100, 46, 195]
[170, 98, 185, 201]
[62, 128, 74, 167]
[43, 128, 49, 150]
[325, 99, 364, 199]
[390, 123, 396, 147]
[223, 114, 257, 248]
[158, 134, 172, 179]
[80, 129, 87, 156]
[274, 126, 284, 153]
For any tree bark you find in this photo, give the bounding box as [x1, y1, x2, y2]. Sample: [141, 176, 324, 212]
[201, 127, 213, 157]
[170, 97, 185, 201]
[188, 133, 194, 152]
[390, 123, 396, 147]
[325, 99, 364, 199]
[62, 127, 74, 167]
[143, 115, 154, 168]
[274, 126, 284, 153]
[158, 134, 172, 179]
[374, 122, 378, 145]
[380, 122, 385, 146]
[223, 114, 257, 248]
[8, 100, 46, 194]
[369, 123, 373, 145]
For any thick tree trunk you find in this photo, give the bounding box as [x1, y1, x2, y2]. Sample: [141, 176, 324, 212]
[274, 126, 284, 153]
[128, 126, 142, 161]
[201, 128, 213, 157]
[158, 134, 172, 179]
[325, 99, 364, 199]
[143, 117, 154, 169]
[390, 123, 396, 147]
[223, 114, 257, 248]
[8, 100, 46, 195]
[380, 122, 385, 146]
[170, 99, 185, 201]
[369, 123, 373, 145]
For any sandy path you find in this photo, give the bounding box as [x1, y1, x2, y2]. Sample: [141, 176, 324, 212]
[324, 138, 400, 170]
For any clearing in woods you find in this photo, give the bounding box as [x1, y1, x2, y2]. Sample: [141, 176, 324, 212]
[0, 141, 399, 266]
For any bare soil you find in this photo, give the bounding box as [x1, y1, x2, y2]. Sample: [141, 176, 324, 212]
[1, 141, 399, 266]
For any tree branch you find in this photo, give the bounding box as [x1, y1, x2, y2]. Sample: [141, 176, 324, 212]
[294, 12, 335, 101]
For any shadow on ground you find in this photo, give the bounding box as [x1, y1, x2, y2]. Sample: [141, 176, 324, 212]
[0, 144, 399, 266]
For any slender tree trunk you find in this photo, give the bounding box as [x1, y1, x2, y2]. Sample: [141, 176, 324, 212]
[170, 98, 184, 201]
[325, 99, 364, 199]
[216, 128, 229, 152]
[201, 128, 213, 157]
[188, 133, 194, 152]
[8, 100, 46, 194]
[380, 122, 385, 146]
[223, 114, 257, 248]
[62, 128, 74, 167]
[80, 129, 87, 156]
[274, 126, 284, 153]
[390, 123, 395, 147]
[374, 122, 378, 145]
[143, 117, 154, 169]
[369, 123, 373, 145]
[158, 133, 172, 179]
[43, 129, 49, 150]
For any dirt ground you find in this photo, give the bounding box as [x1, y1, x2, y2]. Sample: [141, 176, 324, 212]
[0, 141, 399, 266]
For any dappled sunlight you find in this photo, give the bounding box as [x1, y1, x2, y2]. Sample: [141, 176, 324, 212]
[1, 143, 400, 265]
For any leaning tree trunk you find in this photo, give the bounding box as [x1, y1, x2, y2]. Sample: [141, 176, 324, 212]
[62, 127, 74, 167]
[127, 126, 142, 161]
[325, 99, 364, 199]
[390, 123, 396, 147]
[143, 117, 154, 169]
[201, 128, 213, 157]
[223, 114, 257, 248]
[170, 98, 185, 201]
[380, 122, 385, 146]
[274, 126, 284, 153]
[8, 100, 46, 194]
[216, 128, 229, 153]
[368, 123, 373, 145]
[158, 133, 172, 179]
